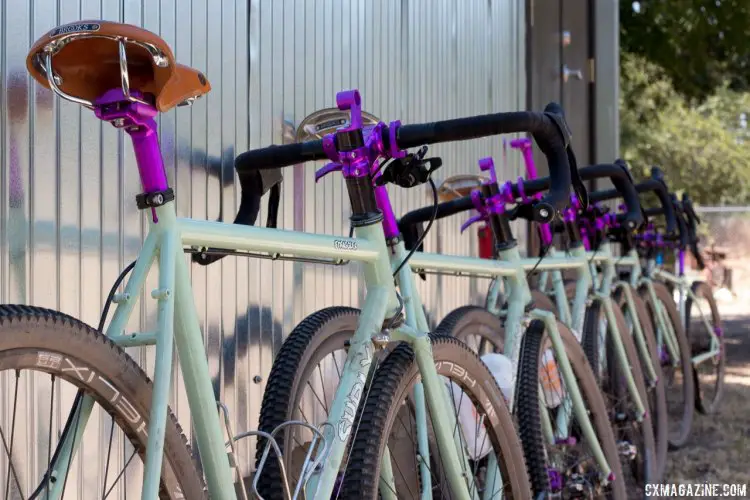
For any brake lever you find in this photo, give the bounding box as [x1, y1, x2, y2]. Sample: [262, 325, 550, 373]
[374, 155, 442, 188]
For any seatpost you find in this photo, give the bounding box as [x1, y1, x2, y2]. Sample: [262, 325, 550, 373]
[95, 89, 171, 222]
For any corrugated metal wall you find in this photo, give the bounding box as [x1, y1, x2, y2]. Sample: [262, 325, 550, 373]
[0, 0, 525, 493]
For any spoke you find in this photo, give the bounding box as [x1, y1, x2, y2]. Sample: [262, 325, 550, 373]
[395, 413, 417, 449]
[468, 414, 487, 497]
[103, 449, 137, 499]
[305, 380, 329, 415]
[101, 417, 116, 499]
[378, 469, 401, 499]
[45, 376, 56, 499]
[448, 380, 472, 492]
[317, 364, 329, 413]
[332, 350, 343, 381]
[3, 371, 23, 500]
[61, 396, 84, 498]
[390, 448, 417, 499]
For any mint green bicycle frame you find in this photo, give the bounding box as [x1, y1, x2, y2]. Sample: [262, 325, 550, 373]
[536, 243, 650, 420]
[420, 244, 615, 482]
[48, 198, 499, 500]
[645, 258, 721, 366]
[47, 198, 619, 499]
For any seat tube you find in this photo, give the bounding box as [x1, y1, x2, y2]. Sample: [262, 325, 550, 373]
[98, 92, 236, 499]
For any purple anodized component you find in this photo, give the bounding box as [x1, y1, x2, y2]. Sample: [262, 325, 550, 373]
[314, 89, 406, 240]
[555, 436, 577, 446]
[510, 137, 537, 178]
[659, 346, 670, 365]
[460, 157, 514, 233]
[94, 89, 168, 195]
[548, 469, 563, 491]
[510, 137, 553, 246]
[317, 89, 388, 180]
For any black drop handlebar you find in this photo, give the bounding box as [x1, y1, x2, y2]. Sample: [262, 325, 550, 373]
[398, 161, 643, 239]
[590, 165, 677, 236]
[235, 103, 577, 221]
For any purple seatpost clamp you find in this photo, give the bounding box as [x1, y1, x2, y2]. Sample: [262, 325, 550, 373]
[95, 88, 169, 223]
[315, 89, 406, 239]
[460, 157, 514, 233]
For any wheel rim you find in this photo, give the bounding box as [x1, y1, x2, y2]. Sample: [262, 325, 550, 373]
[0, 351, 174, 500]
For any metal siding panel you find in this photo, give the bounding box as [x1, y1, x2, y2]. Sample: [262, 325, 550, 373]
[0, 0, 525, 491]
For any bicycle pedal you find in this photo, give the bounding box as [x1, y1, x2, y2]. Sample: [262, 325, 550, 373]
[617, 440, 638, 460]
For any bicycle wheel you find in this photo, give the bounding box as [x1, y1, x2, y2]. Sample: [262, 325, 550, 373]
[614, 289, 668, 482]
[580, 299, 657, 495]
[639, 282, 695, 449]
[0, 305, 204, 500]
[255, 307, 364, 499]
[339, 334, 531, 499]
[685, 281, 725, 414]
[438, 306, 625, 498]
[519, 319, 626, 499]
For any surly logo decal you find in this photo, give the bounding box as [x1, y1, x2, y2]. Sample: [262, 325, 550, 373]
[334, 239, 358, 251]
[49, 23, 101, 37]
[337, 343, 372, 441]
[36, 353, 149, 438]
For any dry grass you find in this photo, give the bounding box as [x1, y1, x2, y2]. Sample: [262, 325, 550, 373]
[664, 315, 750, 487]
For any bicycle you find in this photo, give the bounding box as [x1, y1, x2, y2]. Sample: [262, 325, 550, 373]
[7, 19, 586, 500]
[248, 75, 631, 500]
[577, 170, 724, 445]
[398, 157, 661, 495]
[588, 172, 696, 451]
[621, 181, 724, 418]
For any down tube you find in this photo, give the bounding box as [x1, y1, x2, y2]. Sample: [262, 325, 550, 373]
[309, 221, 400, 498]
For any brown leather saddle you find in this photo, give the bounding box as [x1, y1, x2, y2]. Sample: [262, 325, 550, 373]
[26, 20, 210, 111]
[436, 174, 487, 202]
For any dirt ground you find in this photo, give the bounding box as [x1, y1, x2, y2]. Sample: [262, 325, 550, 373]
[664, 312, 750, 489]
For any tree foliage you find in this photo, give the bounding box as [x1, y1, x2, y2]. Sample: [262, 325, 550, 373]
[621, 0, 750, 101]
[620, 53, 750, 205]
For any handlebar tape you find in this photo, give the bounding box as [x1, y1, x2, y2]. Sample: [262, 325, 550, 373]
[591, 178, 677, 236]
[236, 105, 577, 222]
